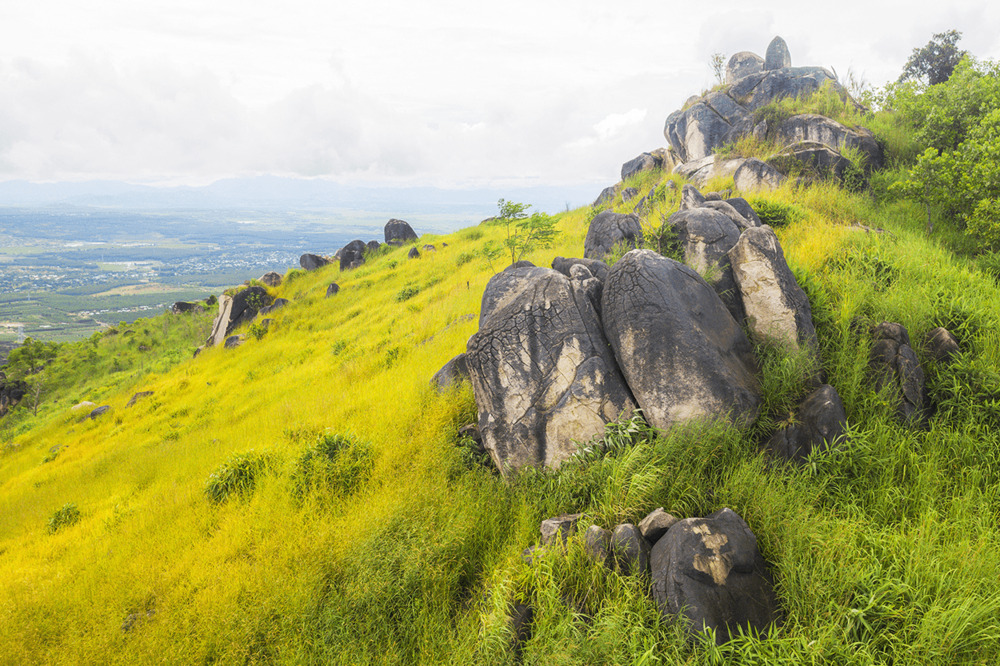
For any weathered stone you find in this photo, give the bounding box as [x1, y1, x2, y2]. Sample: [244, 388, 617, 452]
[680, 184, 706, 211]
[126, 391, 153, 408]
[925, 327, 959, 363]
[171, 301, 203, 315]
[224, 335, 244, 349]
[478, 265, 552, 328]
[584, 212, 643, 260]
[622, 152, 660, 181]
[431, 353, 469, 391]
[639, 508, 679, 546]
[89, 405, 110, 419]
[774, 114, 883, 170]
[870, 322, 927, 425]
[206, 295, 234, 348]
[764, 36, 791, 70]
[769, 141, 852, 181]
[766, 384, 847, 462]
[384, 218, 418, 244]
[541, 513, 584, 546]
[593, 185, 617, 208]
[622, 187, 640, 203]
[300, 253, 330, 271]
[585, 525, 612, 566]
[728, 66, 838, 112]
[257, 298, 289, 317]
[726, 51, 764, 83]
[258, 271, 282, 287]
[734, 158, 787, 191]
[339, 240, 367, 271]
[725, 198, 764, 228]
[551, 257, 610, 284]
[728, 226, 817, 351]
[601, 250, 760, 432]
[408, 247, 420, 259]
[611, 523, 651, 574]
[467, 270, 637, 473]
[664, 94, 752, 162]
[366, 240, 382, 254]
[666, 207, 744, 321]
[326, 283, 340, 298]
[650, 508, 780, 644]
[701, 200, 758, 232]
[674, 157, 748, 188]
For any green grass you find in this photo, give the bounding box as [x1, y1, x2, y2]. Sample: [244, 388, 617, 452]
[0, 169, 999, 664]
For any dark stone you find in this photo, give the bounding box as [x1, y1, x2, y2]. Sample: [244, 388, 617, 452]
[384, 218, 418, 244]
[680, 184, 706, 210]
[621, 152, 660, 181]
[726, 51, 764, 83]
[467, 270, 637, 473]
[89, 405, 110, 419]
[339, 240, 367, 271]
[638, 508, 678, 546]
[584, 211, 643, 260]
[585, 525, 612, 566]
[0, 377, 28, 417]
[477, 265, 551, 329]
[366, 240, 382, 254]
[326, 283, 340, 298]
[551, 257, 609, 283]
[766, 384, 848, 462]
[593, 185, 618, 208]
[622, 187, 640, 203]
[650, 508, 780, 644]
[925, 327, 959, 363]
[224, 335, 244, 349]
[601, 250, 760, 432]
[258, 271, 282, 287]
[300, 253, 330, 271]
[870, 322, 927, 425]
[408, 247, 420, 259]
[666, 208, 744, 322]
[508, 603, 534, 660]
[422, 244, 436, 252]
[725, 198, 764, 228]
[768, 141, 852, 181]
[259, 318, 274, 331]
[126, 391, 153, 408]
[229, 286, 271, 332]
[171, 301, 202, 315]
[541, 513, 584, 546]
[774, 114, 883, 170]
[764, 36, 791, 70]
[701, 200, 758, 232]
[611, 523, 651, 574]
[257, 298, 290, 316]
[431, 353, 469, 391]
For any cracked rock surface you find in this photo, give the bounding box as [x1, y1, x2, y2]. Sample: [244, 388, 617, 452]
[584, 211, 643, 260]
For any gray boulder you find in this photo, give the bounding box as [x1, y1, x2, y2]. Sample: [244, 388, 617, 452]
[766, 384, 848, 462]
[769, 141, 852, 181]
[666, 208, 744, 321]
[585, 525, 612, 566]
[870, 322, 927, 425]
[728, 66, 837, 112]
[206, 286, 271, 346]
[300, 253, 330, 271]
[89, 405, 111, 420]
[611, 523, 651, 574]
[601, 250, 760, 431]
[725, 198, 764, 228]
[367, 240, 382, 254]
[258, 271, 282, 287]
[478, 265, 552, 328]
[224, 335, 244, 349]
[584, 211, 643, 260]
[171, 301, 203, 315]
[650, 508, 780, 644]
[764, 36, 791, 70]
[728, 226, 817, 352]
[622, 187, 640, 203]
[664, 92, 752, 162]
[925, 327, 959, 363]
[326, 283, 340, 297]
[622, 152, 660, 181]
[674, 156, 748, 188]
[384, 218, 418, 244]
[408, 247, 420, 259]
[541, 513, 584, 546]
[774, 114, 883, 169]
[339, 240, 367, 270]
[639, 508, 678, 546]
[593, 185, 617, 208]
[734, 158, 786, 191]
[126, 391, 153, 408]
[466, 270, 637, 474]
[257, 298, 289, 317]
[551, 257, 609, 284]
[701, 200, 758, 232]
[431, 353, 470, 391]
[726, 51, 764, 83]
[680, 184, 706, 211]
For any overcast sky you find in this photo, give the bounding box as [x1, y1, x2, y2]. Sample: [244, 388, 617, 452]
[1, 0, 999, 189]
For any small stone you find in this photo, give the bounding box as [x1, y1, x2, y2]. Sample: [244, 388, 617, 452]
[638, 508, 678, 545]
[925, 327, 959, 363]
[611, 523, 651, 574]
[408, 247, 420, 259]
[540, 513, 584, 546]
[584, 525, 612, 566]
[326, 283, 340, 298]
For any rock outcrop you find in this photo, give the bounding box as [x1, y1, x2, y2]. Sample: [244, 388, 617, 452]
[766, 384, 848, 462]
[339, 240, 367, 271]
[666, 207, 744, 320]
[384, 219, 418, 244]
[300, 253, 330, 271]
[734, 159, 787, 192]
[726, 51, 764, 83]
[258, 271, 282, 287]
[869, 322, 927, 425]
[584, 211, 643, 260]
[206, 286, 272, 347]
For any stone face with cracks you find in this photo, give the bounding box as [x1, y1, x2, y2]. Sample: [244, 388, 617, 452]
[869, 322, 927, 425]
[666, 207, 745, 322]
[584, 211, 643, 260]
[467, 270, 636, 475]
[601, 250, 760, 432]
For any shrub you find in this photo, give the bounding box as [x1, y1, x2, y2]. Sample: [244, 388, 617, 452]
[47, 503, 81, 533]
[395, 285, 420, 302]
[455, 252, 475, 267]
[204, 450, 275, 503]
[291, 433, 374, 499]
[284, 268, 307, 284]
[747, 198, 805, 228]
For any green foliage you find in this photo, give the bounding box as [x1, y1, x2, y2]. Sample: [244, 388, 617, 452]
[481, 198, 559, 271]
[710, 52, 726, 86]
[204, 450, 276, 503]
[394, 284, 420, 302]
[5, 337, 58, 380]
[246, 322, 268, 341]
[47, 503, 80, 534]
[291, 432, 374, 499]
[899, 30, 967, 85]
[747, 198, 805, 228]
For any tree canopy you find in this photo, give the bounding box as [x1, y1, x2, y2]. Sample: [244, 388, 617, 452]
[899, 30, 967, 86]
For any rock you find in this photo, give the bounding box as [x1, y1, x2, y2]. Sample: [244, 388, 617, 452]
[339, 240, 367, 270]
[508, 603, 534, 660]
[259, 318, 274, 332]
[326, 283, 340, 297]
[726, 51, 764, 83]
[585, 525, 612, 566]
[541, 513, 584, 546]
[193, 346, 203, 358]
[701, 200, 758, 232]
[385, 218, 418, 244]
[769, 141, 852, 181]
[611, 523, 651, 574]
[89, 405, 110, 420]
[71, 400, 95, 413]
[664, 93, 752, 162]
[257, 298, 290, 317]
[766, 384, 848, 462]
[728, 66, 838, 112]
[680, 184, 706, 211]
[224, 335, 244, 349]
[126, 391, 153, 408]
[774, 114, 883, 170]
[650, 508, 780, 644]
[258, 271, 282, 287]
[171, 301, 202, 315]
[621, 152, 660, 181]
[584, 211, 643, 260]
[551, 257, 609, 283]
[638, 508, 678, 546]
[870, 322, 927, 425]
[431, 353, 469, 391]
[666, 208, 744, 321]
[734, 158, 786, 191]
[457, 423, 485, 454]
[925, 327, 959, 363]
[601, 250, 760, 432]
[725, 198, 764, 228]
[674, 157, 748, 188]
[728, 226, 817, 351]
[477, 265, 552, 328]
[366, 240, 382, 254]
[622, 187, 640, 203]
[593, 186, 617, 208]
[466, 270, 637, 474]
[408, 247, 420, 259]
[207, 287, 269, 348]
[764, 36, 791, 70]
[422, 244, 436, 252]
[300, 253, 330, 271]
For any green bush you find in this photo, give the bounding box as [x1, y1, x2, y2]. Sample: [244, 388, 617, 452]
[47, 503, 81, 534]
[395, 285, 420, 302]
[747, 198, 805, 228]
[204, 450, 276, 503]
[455, 252, 475, 267]
[292, 433, 374, 499]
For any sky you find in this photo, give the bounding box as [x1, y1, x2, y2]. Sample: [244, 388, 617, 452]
[1, 0, 999, 190]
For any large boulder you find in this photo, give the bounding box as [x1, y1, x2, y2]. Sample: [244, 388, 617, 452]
[300, 253, 330, 271]
[768, 141, 852, 181]
[206, 286, 271, 347]
[679, 184, 706, 211]
[650, 508, 780, 644]
[621, 152, 660, 181]
[725, 198, 764, 228]
[728, 226, 817, 351]
[764, 36, 791, 70]
[774, 114, 883, 170]
[584, 211, 643, 260]
[666, 208, 744, 321]
[734, 158, 786, 191]
[431, 353, 470, 391]
[664, 92, 753, 162]
[171, 301, 203, 315]
[766, 384, 848, 462]
[478, 265, 551, 328]
[552, 257, 609, 284]
[674, 156, 748, 188]
[869, 322, 927, 425]
[924, 327, 959, 363]
[701, 200, 759, 232]
[593, 185, 617, 208]
[728, 66, 837, 112]
[466, 270, 637, 474]
[339, 240, 367, 270]
[258, 271, 282, 287]
[611, 523, 651, 574]
[601, 250, 760, 431]
[384, 218, 418, 244]
[726, 51, 764, 83]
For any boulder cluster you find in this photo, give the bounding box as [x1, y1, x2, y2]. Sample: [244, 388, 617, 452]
[298, 218, 420, 273]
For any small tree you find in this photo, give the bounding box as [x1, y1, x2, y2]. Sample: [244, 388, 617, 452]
[481, 199, 559, 272]
[710, 52, 726, 86]
[890, 147, 955, 233]
[899, 30, 966, 86]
